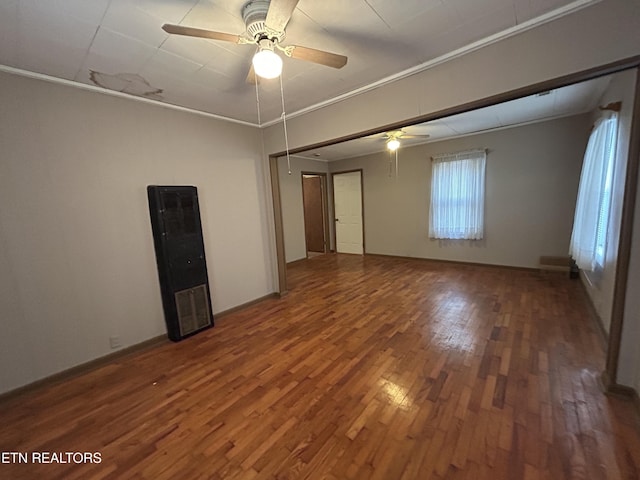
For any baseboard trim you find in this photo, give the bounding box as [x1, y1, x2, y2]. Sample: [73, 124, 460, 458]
[600, 369, 613, 391]
[0, 292, 281, 403]
[363, 253, 539, 272]
[215, 293, 280, 318]
[286, 258, 308, 267]
[0, 334, 169, 404]
[576, 276, 609, 350]
[287, 253, 337, 267]
[600, 372, 640, 417]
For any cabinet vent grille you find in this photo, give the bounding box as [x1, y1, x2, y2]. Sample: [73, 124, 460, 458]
[175, 284, 212, 337]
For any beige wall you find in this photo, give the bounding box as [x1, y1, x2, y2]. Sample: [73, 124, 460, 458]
[618, 77, 640, 389]
[328, 115, 589, 268]
[0, 71, 272, 393]
[620, 167, 640, 391]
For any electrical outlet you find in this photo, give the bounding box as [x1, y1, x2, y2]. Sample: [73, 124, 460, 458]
[109, 336, 122, 349]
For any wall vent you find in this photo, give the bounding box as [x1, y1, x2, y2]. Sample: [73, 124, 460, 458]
[175, 285, 212, 337]
[147, 185, 214, 341]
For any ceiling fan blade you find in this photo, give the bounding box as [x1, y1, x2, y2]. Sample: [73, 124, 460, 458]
[287, 45, 348, 69]
[265, 0, 300, 32]
[162, 24, 241, 44]
[400, 134, 430, 139]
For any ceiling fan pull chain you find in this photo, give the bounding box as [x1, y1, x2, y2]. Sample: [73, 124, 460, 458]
[254, 69, 262, 127]
[279, 74, 292, 175]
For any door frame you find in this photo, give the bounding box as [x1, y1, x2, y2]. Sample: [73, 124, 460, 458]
[331, 169, 365, 255]
[301, 171, 330, 256]
[268, 56, 640, 397]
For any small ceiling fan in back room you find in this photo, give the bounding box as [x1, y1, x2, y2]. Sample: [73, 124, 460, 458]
[379, 129, 431, 152]
[372, 129, 430, 178]
[162, 0, 348, 82]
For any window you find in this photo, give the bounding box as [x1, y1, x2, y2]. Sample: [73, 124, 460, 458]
[429, 149, 486, 240]
[570, 112, 619, 271]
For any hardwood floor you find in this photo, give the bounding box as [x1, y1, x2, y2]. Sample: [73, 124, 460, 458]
[1, 254, 639, 479]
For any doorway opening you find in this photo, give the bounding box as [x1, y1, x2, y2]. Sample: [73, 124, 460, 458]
[301, 172, 330, 258]
[332, 170, 364, 255]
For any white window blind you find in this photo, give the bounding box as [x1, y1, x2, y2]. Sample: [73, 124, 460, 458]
[429, 149, 486, 240]
[570, 112, 619, 271]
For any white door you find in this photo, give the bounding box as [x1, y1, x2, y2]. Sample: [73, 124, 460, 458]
[333, 171, 363, 254]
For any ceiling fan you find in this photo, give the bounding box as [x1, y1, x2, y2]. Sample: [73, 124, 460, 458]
[375, 129, 430, 178]
[380, 129, 430, 151]
[162, 0, 348, 82]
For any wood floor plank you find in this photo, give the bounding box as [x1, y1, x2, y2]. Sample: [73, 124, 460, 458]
[1, 254, 639, 479]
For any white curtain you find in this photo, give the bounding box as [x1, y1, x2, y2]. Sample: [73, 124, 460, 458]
[429, 149, 486, 240]
[570, 112, 618, 271]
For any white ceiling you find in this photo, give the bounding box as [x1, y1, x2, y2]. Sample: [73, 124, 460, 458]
[294, 74, 611, 161]
[0, 0, 598, 125]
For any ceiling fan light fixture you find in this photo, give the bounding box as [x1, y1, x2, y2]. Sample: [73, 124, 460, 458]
[387, 139, 400, 151]
[252, 45, 283, 79]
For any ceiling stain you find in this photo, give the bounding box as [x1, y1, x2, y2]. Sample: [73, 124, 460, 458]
[89, 70, 163, 100]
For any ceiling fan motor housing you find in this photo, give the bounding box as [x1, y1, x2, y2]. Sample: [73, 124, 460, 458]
[243, 0, 285, 42]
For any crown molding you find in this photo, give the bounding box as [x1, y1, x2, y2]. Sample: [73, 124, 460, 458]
[289, 154, 330, 163]
[0, 64, 259, 129]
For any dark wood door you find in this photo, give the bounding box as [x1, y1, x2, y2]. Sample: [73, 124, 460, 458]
[302, 176, 325, 253]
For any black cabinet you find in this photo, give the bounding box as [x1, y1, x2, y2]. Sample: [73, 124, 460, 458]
[147, 185, 214, 341]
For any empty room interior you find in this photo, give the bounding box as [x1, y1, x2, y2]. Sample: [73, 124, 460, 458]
[1, 0, 640, 478]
